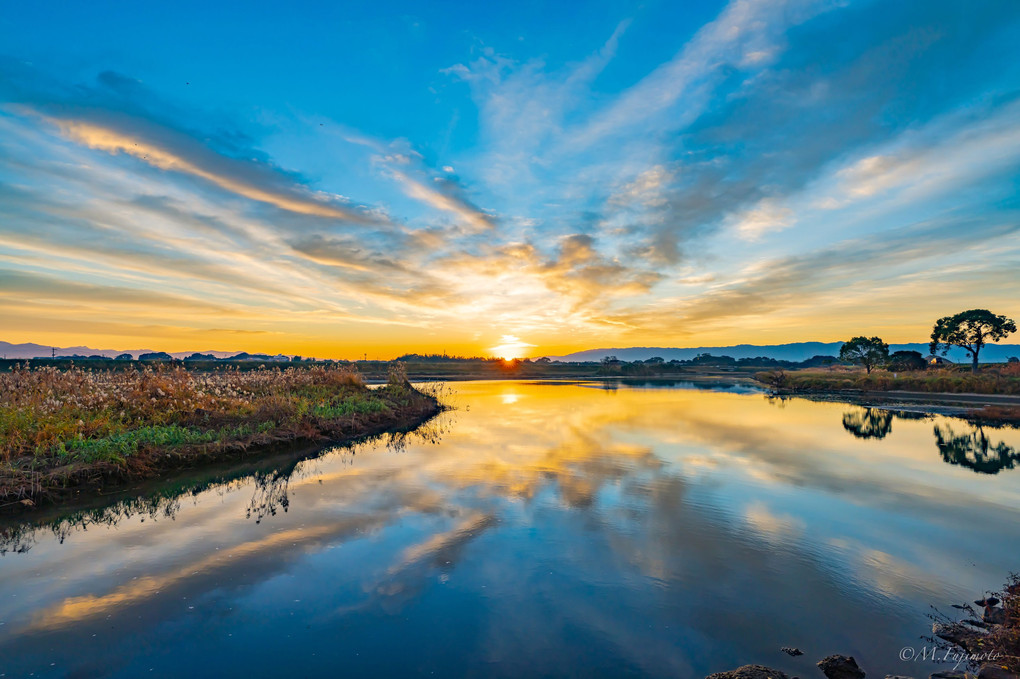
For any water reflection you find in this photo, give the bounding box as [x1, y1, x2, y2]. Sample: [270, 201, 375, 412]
[934, 423, 1020, 474]
[1, 382, 1018, 679]
[838, 405, 1019, 474]
[842, 407, 894, 440]
[0, 419, 449, 555]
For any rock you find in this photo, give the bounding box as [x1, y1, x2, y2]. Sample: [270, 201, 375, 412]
[884, 675, 916, 679]
[977, 664, 1018, 679]
[706, 664, 792, 679]
[982, 606, 1006, 626]
[936, 622, 991, 654]
[817, 654, 866, 679]
[929, 672, 970, 679]
[781, 647, 804, 657]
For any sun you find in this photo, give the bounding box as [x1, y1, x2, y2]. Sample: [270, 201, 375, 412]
[489, 334, 534, 360]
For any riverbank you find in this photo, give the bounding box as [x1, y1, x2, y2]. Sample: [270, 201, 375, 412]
[755, 369, 1020, 423]
[707, 573, 1020, 678]
[0, 363, 442, 507]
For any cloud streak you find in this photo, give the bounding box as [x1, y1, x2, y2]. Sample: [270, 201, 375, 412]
[0, 0, 1018, 355]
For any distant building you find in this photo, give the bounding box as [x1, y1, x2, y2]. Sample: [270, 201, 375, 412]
[926, 355, 954, 366]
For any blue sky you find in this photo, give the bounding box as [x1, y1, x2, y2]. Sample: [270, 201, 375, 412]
[1, 0, 1019, 357]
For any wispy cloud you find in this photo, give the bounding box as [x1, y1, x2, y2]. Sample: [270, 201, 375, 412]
[0, 0, 1018, 354]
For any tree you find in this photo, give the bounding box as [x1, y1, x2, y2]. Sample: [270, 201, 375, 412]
[930, 309, 1017, 373]
[598, 355, 621, 375]
[887, 350, 926, 372]
[838, 336, 889, 373]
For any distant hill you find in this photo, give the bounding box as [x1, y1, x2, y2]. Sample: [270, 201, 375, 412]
[546, 342, 1020, 364]
[0, 341, 241, 360]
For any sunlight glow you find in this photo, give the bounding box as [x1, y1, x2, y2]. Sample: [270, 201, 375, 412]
[490, 334, 534, 359]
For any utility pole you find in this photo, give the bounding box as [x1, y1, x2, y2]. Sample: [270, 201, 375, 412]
[51, 347, 56, 358]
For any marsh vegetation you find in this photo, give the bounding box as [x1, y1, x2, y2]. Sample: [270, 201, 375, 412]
[0, 362, 441, 504]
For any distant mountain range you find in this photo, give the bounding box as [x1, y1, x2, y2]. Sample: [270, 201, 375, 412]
[5, 340, 1020, 364]
[546, 342, 1020, 363]
[0, 341, 243, 360]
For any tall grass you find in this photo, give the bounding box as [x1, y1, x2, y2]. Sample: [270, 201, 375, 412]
[755, 366, 1020, 395]
[0, 363, 415, 469]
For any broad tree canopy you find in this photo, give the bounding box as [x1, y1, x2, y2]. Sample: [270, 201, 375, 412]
[888, 350, 926, 371]
[930, 309, 1016, 372]
[838, 336, 889, 373]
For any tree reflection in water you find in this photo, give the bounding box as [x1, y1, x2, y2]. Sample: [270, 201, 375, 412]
[0, 413, 450, 554]
[841, 408, 894, 440]
[246, 469, 291, 524]
[934, 423, 1020, 474]
[838, 406, 1019, 475]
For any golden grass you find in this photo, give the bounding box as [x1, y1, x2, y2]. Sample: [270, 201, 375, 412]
[0, 362, 445, 489]
[755, 367, 1020, 396]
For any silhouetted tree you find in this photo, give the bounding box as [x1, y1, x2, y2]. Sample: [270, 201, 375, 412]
[597, 355, 621, 375]
[887, 350, 926, 372]
[930, 309, 1017, 373]
[838, 336, 889, 373]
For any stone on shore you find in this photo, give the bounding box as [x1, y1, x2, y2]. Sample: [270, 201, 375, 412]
[705, 664, 792, 679]
[817, 654, 866, 679]
[977, 664, 1019, 679]
[982, 606, 1006, 626]
[934, 621, 991, 654]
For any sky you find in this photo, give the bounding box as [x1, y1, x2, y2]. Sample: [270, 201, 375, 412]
[1, 0, 1019, 359]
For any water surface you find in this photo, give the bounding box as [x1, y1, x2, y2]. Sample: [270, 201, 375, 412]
[2, 380, 1018, 678]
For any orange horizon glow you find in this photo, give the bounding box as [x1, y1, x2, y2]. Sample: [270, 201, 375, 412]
[1, 3, 1019, 367]
[6, 315, 1017, 362]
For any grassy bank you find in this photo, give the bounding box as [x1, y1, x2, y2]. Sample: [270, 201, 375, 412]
[0, 363, 441, 505]
[755, 365, 1020, 396]
[754, 366, 1020, 423]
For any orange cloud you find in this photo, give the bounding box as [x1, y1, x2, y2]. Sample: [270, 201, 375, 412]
[49, 118, 376, 222]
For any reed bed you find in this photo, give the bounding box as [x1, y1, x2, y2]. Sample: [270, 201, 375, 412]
[756, 366, 1020, 396]
[0, 363, 440, 502]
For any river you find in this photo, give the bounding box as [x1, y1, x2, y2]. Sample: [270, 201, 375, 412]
[1, 380, 1017, 678]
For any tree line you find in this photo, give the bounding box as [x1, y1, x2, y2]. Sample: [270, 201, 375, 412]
[839, 309, 1017, 374]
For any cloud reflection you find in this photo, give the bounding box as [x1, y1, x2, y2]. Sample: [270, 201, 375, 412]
[1, 383, 1019, 677]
